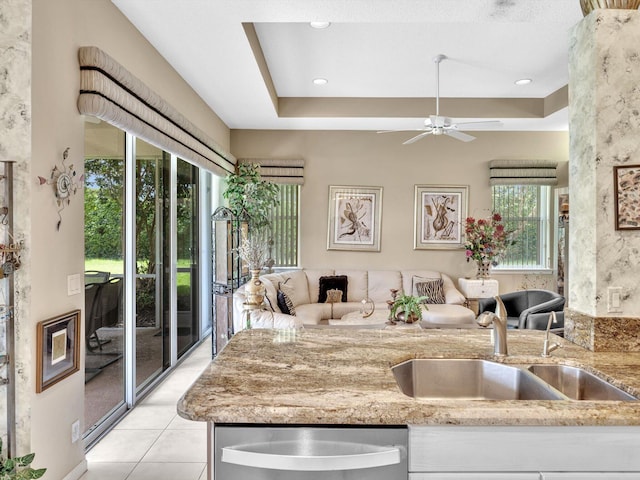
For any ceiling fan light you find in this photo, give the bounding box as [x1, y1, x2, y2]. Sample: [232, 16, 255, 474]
[312, 78, 328, 86]
[309, 21, 331, 29]
[515, 78, 532, 86]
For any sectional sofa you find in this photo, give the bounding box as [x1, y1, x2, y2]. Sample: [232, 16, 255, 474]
[232, 269, 475, 332]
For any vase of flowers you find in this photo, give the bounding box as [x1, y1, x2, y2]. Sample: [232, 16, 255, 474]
[464, 213, 514, 279]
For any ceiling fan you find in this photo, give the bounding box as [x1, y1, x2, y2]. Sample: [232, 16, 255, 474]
[379, 54, 503, 144]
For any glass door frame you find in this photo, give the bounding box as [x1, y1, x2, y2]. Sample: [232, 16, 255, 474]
[84, 132, 211, 448]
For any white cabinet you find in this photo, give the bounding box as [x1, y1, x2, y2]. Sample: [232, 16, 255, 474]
[542, 475, 640, 479]
[411, 475, 539, 480]
[457, 278, 499, 314]
[457, 278, 499, 299]
[409, 426, 640, 476]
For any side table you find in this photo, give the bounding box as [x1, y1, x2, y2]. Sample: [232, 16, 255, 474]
[457, 278, 499, 315]
[242, 302, 266, 330]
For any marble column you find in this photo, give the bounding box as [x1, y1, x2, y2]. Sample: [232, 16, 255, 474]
[0, 0, 32, 455]
[566, 10, 640, 352]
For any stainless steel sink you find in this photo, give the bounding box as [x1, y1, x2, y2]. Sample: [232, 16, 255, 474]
[392, 359, 565, 400]
[527, 364, 637, 401]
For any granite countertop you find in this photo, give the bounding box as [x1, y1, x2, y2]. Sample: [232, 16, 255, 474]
[178, 328, 640, 426]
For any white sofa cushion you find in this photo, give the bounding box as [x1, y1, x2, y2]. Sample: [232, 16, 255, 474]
[441, 273, 465, 305]
[259, 273, 283, 313]
[249, 310, 304, 329]
[278, 270, 310, 307]
[421, 304, 475, 324]
[336, 269, 368, 302]
[331, 301, 367, 319]
[295, 303, 330, 325]
[368, 270, 402, 303]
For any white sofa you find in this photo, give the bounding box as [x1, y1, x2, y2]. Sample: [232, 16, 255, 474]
[232, 269, 475, 332]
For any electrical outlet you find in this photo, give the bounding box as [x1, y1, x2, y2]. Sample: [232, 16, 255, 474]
[71, 420, 80, 443]
[608, 287, 623, 313]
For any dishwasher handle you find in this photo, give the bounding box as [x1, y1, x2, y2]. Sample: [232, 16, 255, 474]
[221, 440, 403, 471]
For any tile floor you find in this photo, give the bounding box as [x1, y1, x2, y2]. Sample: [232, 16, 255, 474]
[80, 338, 212, 480]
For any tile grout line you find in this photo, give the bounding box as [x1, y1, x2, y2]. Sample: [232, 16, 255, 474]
[87, 340, 211, 478]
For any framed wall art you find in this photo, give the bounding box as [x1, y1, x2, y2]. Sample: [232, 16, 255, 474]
[327, 185, 383, 251]
[614, 165, 640, 231]
[36, 309, 81, 393]
[414, 185, 468, 250]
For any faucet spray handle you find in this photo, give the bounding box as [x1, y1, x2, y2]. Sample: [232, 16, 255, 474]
[542, 311, 562, 357]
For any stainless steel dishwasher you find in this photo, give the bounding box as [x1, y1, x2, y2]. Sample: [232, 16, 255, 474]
[214, 425, 408, 479]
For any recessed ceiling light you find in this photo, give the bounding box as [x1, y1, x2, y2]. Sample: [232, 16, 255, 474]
[313, 78, 328, 86]
[309, 21, 331, 29]
[515, 78, 532, 86]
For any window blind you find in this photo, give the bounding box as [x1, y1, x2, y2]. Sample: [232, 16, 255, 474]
[269, 184, 299, 267]
[77, 46, 235, 176]
[489, 159, 558, 186]
[238, 158, 304, 185]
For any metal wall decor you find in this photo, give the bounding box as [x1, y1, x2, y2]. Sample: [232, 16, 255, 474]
[37, 147, 84, 230]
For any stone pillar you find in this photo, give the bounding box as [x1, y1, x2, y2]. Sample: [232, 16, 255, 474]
[566, 10, 640, 352]
[0, 0, 32, 456]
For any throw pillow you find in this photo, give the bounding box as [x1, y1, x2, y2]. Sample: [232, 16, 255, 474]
[415, 278, 446, 304]
[318, 275, 348, 303]
[277, 279, 296, 315]
[325, 288, 343, 304]
[412, 274, 442, 296]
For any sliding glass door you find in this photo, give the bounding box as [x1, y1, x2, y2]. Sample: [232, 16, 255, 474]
[84, 121, 126, 438]
[84, 122, 207, 445]
[176, 159, 200, 357]
[134, 139, 171, 390]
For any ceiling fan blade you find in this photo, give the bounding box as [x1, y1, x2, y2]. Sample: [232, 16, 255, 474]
[377, 129, 425, 134]
[454, 120, 504, 130]
[445, 129, 476, 142]
[403, 130, 434, 145]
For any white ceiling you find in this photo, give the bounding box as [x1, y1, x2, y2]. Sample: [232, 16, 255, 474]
[111, 0, 585, 132]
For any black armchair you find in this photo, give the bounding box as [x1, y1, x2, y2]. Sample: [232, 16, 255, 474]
[477, 289, 565, 330]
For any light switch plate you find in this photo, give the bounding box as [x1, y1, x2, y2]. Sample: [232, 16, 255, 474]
[67, 274, 82, 296]
[607, 286, 623, 313]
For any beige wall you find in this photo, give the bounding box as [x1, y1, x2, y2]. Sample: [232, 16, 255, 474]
[231, 130, 569, 292]
[29, 0, 230, 478]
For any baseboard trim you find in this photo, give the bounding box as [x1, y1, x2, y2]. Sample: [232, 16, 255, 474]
[62, 459, 88, 480]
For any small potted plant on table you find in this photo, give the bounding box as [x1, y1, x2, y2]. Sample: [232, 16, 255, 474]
[389, 293, 429, 324]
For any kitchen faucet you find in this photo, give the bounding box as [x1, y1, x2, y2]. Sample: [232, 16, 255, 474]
[476, 296, 508, 356]
[542, 311, 562, 357]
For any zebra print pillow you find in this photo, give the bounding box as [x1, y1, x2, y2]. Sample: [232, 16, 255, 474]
[415, 279, 446, 304]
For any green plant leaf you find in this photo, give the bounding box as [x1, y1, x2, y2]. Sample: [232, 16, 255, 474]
[17, 454, 34, 467]
[28, 468, 47, 479]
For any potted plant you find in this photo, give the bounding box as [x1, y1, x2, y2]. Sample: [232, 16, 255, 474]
[222, 163, 280, 236]
[389, 293, 429, 323]
[0, 439, 46, 480]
